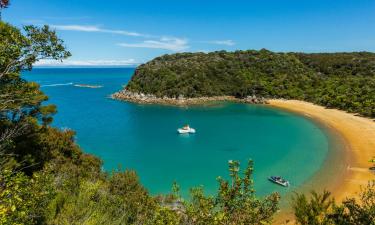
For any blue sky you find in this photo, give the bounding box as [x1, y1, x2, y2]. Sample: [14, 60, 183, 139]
[3, 0, 375, 66]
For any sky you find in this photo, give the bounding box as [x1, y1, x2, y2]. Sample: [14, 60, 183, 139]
[3, 0, 375, 66]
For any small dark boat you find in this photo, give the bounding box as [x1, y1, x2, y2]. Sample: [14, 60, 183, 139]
[268, 176, 290, 187]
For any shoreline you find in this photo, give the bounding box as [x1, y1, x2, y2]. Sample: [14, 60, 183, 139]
[112, 92, 374, 221]
[112, 92, 374, 198]
[111, 90, 267, 105]
[268, 99, 374, 223]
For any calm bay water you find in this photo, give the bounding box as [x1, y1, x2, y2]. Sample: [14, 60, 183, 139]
[23, 68, 329, 197]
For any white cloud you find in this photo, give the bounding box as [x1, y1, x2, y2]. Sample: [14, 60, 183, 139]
[204, 40, 236, 46]
[52, 25, 100, 32]
[34, 59, 140, 67]
[51, 25, 145, 37]
[49, 24, 189, 51]
[118, 37, 189, 52]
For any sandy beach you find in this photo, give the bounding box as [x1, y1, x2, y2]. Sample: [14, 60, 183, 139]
[268, 99, 374, 222]
[268, 99, 375, 224]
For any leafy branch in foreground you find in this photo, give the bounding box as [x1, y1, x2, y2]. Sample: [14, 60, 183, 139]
[0, 22, 71, 79]
[0, 21, 70, 169]
[184, 160, 280, 225]
[292, 181, 375, 225]
[0, 20, 72, 224]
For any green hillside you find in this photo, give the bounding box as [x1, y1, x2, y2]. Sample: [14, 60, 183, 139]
[125, 50, 375, 117]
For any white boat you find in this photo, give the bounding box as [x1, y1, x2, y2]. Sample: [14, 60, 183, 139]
[177, 125, 196, 134]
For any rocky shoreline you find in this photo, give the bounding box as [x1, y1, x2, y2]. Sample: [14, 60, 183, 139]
[111, 90, 267, 106]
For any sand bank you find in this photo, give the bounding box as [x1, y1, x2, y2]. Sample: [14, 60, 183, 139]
[268, 99, 374, 223]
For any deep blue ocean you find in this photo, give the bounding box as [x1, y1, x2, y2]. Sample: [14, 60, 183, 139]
[23, 68, 329, 198]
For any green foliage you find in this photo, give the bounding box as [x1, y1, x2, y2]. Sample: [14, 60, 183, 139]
[126, 50, 375, 117]
[295, 52, 375, 77]
[292, 181, 375, 225]
[329, 182, 375, 225]
[108, 170, 158, 224]
[184, 160, 280, 225]
[185, 187, 218, 224]
[46, 178, 154, 225]
[0, 20, 70, 133]
[0, 22, 70, 77]
[292, 190, 335, 225]
[151, 206, 182, 225]
[0, 170, 54, 225]
[0, 21, 71, 175]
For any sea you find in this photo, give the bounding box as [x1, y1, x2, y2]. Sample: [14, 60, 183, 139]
[23, 67, 330, 198]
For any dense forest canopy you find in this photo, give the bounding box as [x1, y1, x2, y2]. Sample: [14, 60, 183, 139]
[126, 50, 375, 117]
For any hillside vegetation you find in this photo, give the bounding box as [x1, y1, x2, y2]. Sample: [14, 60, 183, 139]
[126, 50, 375, 117]
[1, 17, 374, 225]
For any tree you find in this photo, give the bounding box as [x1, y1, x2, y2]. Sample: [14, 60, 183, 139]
[0, 21, 69, 124]
[184, 160, 280, 224]
[292, 181, 375, 225]
[0, 21, 70, 166]
[0, 169, 54, 225]
[292, 190, 334, 225]
[0, 20, 71, 223]
[0, 22, 71, 79]
[329, 181, 375, 225]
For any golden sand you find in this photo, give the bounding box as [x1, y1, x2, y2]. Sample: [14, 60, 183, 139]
[268, 100, 374, 223]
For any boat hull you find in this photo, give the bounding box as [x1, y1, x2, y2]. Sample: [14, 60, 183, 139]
[177, 128, 196, 134]
[268, 177, 289, 187]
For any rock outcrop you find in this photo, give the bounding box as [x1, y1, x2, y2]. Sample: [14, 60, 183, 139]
[111, 90, 267, 106]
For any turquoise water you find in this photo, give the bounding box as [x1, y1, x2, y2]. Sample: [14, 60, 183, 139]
[23, 68, 329, 197]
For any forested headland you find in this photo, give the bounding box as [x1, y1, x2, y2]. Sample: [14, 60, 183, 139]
[124, 50, 375, 117]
